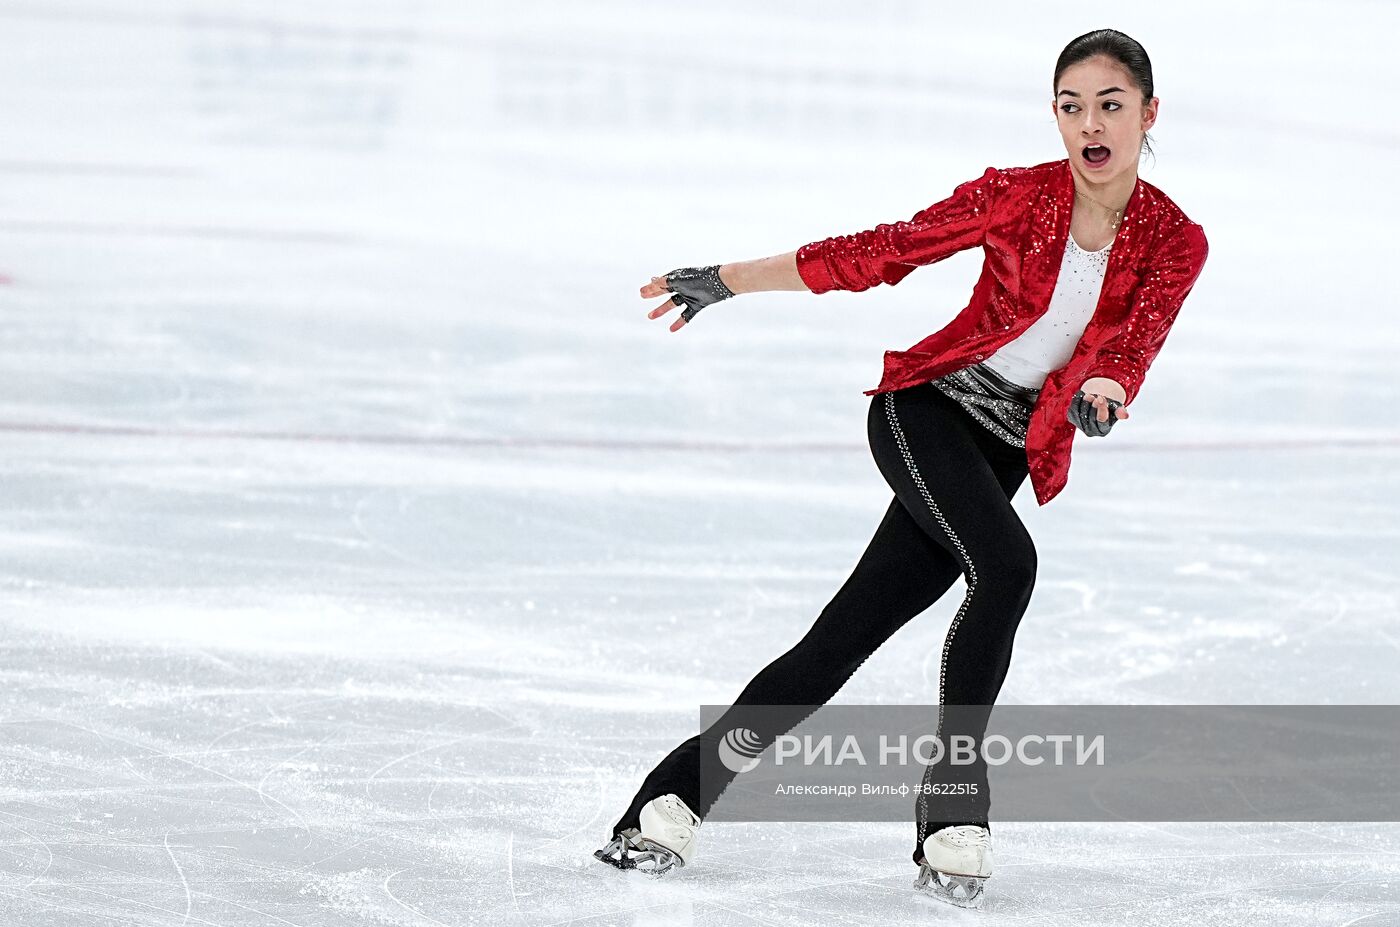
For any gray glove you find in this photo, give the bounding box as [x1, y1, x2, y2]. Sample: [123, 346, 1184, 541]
[663, 265, 735, 323]
[1067, 390, 1123, 437]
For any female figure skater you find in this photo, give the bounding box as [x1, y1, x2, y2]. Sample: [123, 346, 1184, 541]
[594, 28, 1208, 907]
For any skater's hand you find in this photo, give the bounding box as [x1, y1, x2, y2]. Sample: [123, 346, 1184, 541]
[641, 265, 736, 332]
[640, 275, 689, 332]
[1068, 381, 1128, 438]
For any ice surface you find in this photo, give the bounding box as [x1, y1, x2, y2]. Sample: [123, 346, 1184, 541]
[0, 1, 1398, 924]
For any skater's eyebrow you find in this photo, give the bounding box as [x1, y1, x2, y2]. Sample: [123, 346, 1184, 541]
[1057, 87, 1127, 98]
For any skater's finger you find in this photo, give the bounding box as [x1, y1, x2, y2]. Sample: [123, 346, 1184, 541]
[1098, 395, 1129, 421]
[648, 296, 679, 320]
[640, 275, 673, 298]
[1093, 394, 1110, 423]
[647, 294, 690, 331]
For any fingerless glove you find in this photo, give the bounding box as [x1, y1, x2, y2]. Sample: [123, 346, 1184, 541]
[1067, 390, 1123, 437]
[663, 265, 735, 322]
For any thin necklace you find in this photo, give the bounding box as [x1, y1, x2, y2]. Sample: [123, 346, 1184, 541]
[1074, 186, 1128, 231]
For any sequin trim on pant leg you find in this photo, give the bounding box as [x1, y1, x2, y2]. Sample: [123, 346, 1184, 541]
[882, 390, 980, 852]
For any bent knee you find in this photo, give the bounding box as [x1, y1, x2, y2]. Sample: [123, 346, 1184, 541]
[967, 540, 1036, 595]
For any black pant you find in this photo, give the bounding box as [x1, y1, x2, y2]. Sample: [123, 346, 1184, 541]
[609, 381, 1037, 865]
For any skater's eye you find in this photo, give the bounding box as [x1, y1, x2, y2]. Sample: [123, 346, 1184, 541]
[1060, 102, 1122, 114]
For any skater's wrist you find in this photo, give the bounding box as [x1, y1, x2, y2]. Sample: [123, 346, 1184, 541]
[716, 263, 744, 295]
[1078, 377, 1126, 404]
[720, 252, 807, 295]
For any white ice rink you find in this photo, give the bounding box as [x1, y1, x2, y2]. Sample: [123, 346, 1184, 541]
[1, 1, 1398, 924]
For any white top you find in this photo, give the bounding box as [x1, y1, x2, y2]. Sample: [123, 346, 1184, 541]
[982, 234, 1112, 390]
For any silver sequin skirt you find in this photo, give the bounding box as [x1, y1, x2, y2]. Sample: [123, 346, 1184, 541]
[927, 362, 1042, 448]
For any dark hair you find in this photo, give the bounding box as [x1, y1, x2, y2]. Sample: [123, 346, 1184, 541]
[1054, 29, 1156, 165]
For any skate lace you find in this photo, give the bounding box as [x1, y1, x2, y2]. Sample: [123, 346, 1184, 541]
[659, 794, 701, 827]
[943, 825, 991, 849]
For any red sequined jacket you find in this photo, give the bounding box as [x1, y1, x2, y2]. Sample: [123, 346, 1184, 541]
[794, 157, 1209, 507]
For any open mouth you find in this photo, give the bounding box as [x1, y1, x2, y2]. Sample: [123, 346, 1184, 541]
[1083, 144, 1111, 165]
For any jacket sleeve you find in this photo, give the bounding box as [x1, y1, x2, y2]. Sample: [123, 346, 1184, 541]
[794, 165, 1002, 294]
[1085, 221, 1209, 405]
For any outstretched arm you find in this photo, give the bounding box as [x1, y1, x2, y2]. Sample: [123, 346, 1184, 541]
[640, 254, 805, 332]
[642, 166, 1004, 331]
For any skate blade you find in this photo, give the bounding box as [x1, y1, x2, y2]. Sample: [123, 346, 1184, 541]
[913, 862, 987, 909]
[593, 833, 683, 877]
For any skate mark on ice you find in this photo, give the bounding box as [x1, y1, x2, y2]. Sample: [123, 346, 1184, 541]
[525, 765, 608, 856]
[507, 830, 522, 915]
[51, 879, 226, 926]
[1288, 588, 1350, 643]
[121, 755, 155, 783]
[253, 726, 343, 851]
[200, 693, 355, 756]
[162, 830, 192, 927]
[349, 487, 483, 581]
[362, 700, 487, 804]
[0, 815, 54, 891]
[366, 733, 472, 801]
[1224, 767, 1400, 862]
[46, 717, 314, 848]
[3, 799, 334, 925]
[382, 867, 455, 927]
[1375, 626, 1400, 665]
[1334, 914, 1399, 927]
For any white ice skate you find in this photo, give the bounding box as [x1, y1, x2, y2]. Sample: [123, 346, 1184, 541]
[593, 794, 702, 876]
[913, 824, 993, 908]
